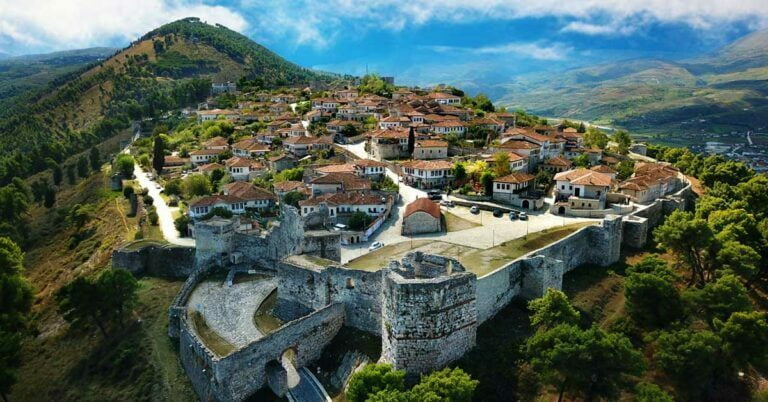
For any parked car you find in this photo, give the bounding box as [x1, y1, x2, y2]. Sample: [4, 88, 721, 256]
[509, 211, 518, 220]
[333, 223, 348, 231]
[440, 200, 454, 207]
[368, 241, 384, 251]
[470, 206, 480, 214]
[493, 208, 503, 217]
[427, 191, 442, 201]
[519, 212, 528, 220]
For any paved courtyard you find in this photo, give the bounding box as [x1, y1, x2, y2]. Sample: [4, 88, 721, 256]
[338, 141, 601, 263]
[187, 275, 278, 349]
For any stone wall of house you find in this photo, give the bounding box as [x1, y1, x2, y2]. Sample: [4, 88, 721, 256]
[380, 254, 477, 375]
[112, 243, 196, 278]
[402, 211, 441, 235]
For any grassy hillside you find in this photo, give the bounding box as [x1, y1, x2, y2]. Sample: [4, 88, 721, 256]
[0, 17, 334, 185]
[498, 30, 768, 138]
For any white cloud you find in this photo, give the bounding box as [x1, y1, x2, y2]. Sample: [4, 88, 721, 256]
[0, 0, 246, 54]
[241, 0, 768, 47]
[425, 42, 572, 61]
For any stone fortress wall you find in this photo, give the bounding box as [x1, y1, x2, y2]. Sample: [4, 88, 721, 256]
[130, 183, 694, 401]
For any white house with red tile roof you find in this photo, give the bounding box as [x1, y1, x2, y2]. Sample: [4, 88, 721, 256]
[554, 168, 613, 210]
[431, 120, 466, 136]
[309, 172, 372, 196]
[221, 181, 276, 209]
[401, 160, 454, 189]
[224, 157, 266, 181]
[492, 172, 542, 210]
[190, 148, 226, 165]
[203, 136, 230, 150]
[298, 191, 388, 218]
[426, 92, 461, 105]
[232, 138, 269, 158]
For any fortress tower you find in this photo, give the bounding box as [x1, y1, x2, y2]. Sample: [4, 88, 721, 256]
[381, 252, 477, 374]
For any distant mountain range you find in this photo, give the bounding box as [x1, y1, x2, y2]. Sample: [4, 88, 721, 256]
[496, 30, 768, 136]
[0, 47, 117, 109]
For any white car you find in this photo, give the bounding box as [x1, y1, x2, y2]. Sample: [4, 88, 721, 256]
[368, 241, 384, 251]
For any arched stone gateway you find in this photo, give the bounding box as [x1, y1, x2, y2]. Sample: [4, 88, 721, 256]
[558, 206, 566, 215]
[522, 200, 530, 209]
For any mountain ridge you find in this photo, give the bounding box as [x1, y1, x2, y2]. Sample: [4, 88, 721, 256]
[0, 18, 334, 184]
[496, 29, 768, 137]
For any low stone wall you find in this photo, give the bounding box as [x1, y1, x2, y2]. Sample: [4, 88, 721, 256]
[112, 242, 196, 278]
[476, 216, 623, 323]
[178, 303, 346, 401]
[168, 264, 221, 338]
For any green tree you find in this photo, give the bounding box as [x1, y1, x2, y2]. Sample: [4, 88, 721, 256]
[407, 127, 415, 156]
[163, 179, 182, 196]
[283, 191, 306, 208]
[89, 146, 101, 171]
[348, 211, 372, 231]
[174, 215, 191, 236]
[625, 270, 683, 328]
[736, 174, 768, 218]
[56, 269, 139, 337]
[66, 164, 76, 184]
[410, 367, 478, 402]
[76, 155, 89, 178]
[480, 171, 494, 195]
[615, 160, 634, 180]
[347, 363, 405, 402]
[0, 237, 33, 400]
[114, 154, 135, 177]
[152, 135, 165, 174]
[577, 122, 586, 133]
[720, 311, 768, 369]
[684, 274, 751, 327]
[655, 329, 725, 400]
[654, 210, 715, 286]
[572, 154, 590, 168]
[52, 162, 63, 185]
[453, 162, 467, 184]
[715, 240, 760, 278]
[583, 127, 608, 149]
[612, 130, 632, 154]
[528, 289, 580, 330]
[525, 324, 643, 402]
[274, 167, 304, 182]
[492, 152, 511, 177]
[634, 382, 673, 402]
[182, 174, 212, 198]
[43, 187, 56, 208]
[67, 204, 95, 228]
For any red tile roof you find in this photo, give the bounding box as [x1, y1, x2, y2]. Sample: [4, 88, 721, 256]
[404, 198, 441, 219]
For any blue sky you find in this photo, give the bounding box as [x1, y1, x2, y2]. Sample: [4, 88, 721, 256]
[1, 0, 766, 87]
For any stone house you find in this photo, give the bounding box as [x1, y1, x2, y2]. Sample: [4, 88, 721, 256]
[268, 154, 297, 172]
[484, 152, 528, 173]
[542, 156, 573, 173]
[309, 173, 372, 196]
[368, 128, 410, 160]
[413, 140, 448, 160]
[402, 198, 442, 235]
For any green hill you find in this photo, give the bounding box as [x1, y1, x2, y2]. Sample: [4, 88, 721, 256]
[0, 17, 334, 185]
[497, 30, 768, 139]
